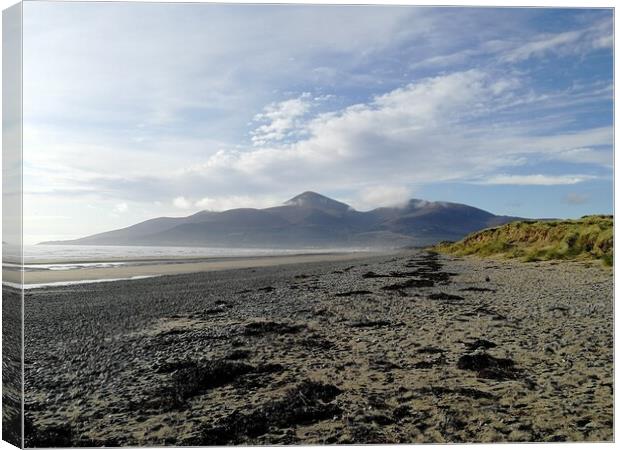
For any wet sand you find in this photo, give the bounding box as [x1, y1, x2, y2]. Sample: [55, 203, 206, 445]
[20, 252, 376, 286]
[24, 251, 613, 445]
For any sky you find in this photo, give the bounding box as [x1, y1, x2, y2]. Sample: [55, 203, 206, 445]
[21, 3, 613, 243]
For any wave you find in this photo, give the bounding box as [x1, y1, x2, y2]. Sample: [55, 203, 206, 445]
[4, 275, 159, 290]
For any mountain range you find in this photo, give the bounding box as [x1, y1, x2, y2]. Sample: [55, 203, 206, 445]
[40, 191, 522, 248]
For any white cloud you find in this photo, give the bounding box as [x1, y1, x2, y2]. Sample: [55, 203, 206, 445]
[550, 147, 612, 167]
[503, 30, 583, 63]
[410, 49, 478, 70]
[24, 7, 613, 203]
[188, 69, 610, 193]
[475, 174, 595, 186]
[114, 202, 128, 213]
[354, 185, 411, 210]
[26, 68, 612, 217]
[194, 195, 278, 211]
[410, 17, 613, 70]
[251, 93, 312, 146]
[173, 196, 192, 209]
[199, 70, 492, 181]
[23, 3, 425, 131]
[502, 19, 612, 63]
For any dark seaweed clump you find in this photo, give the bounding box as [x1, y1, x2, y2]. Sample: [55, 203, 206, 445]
[457, 353, 518, 380]
[198, 381, 342, 444]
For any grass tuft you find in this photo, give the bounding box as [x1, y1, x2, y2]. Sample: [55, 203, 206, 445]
[434, 215, 613, 267]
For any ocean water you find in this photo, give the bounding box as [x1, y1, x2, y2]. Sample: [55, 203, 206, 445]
[6, 244, 369, 270]
[3, 275, 160, 290]
[2, 244, 370, 288]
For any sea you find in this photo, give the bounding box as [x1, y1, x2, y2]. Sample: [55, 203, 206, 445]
[2, 244, 370, 288]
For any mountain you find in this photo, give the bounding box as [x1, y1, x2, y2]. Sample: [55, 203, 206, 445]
[40, 191, 522, 248]
[283, 191, 352, 213]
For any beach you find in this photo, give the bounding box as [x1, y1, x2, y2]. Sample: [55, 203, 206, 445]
[23, 250, 613, 445]
[19, 252, 376, 287]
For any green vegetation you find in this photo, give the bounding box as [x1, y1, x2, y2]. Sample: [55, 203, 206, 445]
[434, 215, 613, 266]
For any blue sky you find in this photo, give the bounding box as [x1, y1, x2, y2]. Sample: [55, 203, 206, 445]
[22, 3, 613, 242]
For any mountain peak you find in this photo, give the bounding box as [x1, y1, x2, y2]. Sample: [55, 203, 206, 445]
[285, 191, 353, 212]
[287, 191, 327, 202]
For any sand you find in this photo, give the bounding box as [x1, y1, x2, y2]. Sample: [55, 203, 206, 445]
[23, 251, 613, 445]
[21, 252, 376, 285]
[2, 268, 21, 284]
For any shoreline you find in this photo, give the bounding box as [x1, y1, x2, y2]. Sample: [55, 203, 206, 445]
[23, 250, 374, 265]
[17, 251, 381, 287]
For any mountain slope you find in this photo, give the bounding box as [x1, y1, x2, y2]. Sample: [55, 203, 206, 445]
[41, 192, 522, 248]
[373, 199, 517, 241]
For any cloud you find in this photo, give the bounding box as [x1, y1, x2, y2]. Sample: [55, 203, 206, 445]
[564, 193, 589, 205]
[31, 67, 608, 218]
[251, 93, 312, 146]
[410, 49, 479, 70]
[22, 3, 425, 133]
[476, 174, 595, 186]
[114, 202, 128, 213]
[503, 30, 582, 63]
[186, 69, 610, 193]
[195, 70, 493, 182]
[409, 16, 613, 71]
[550, 147, 613, 167]
[354, 185, 411, 210]
[502, 19, 613, 63]
[195, 195, 278, 211]
[27, 68, 612, 212]
[24, 8, 613, 203]
[173, 196, 192, 209]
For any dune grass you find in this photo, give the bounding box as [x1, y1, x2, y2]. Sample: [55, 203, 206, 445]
[434, 215, 613, 266]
